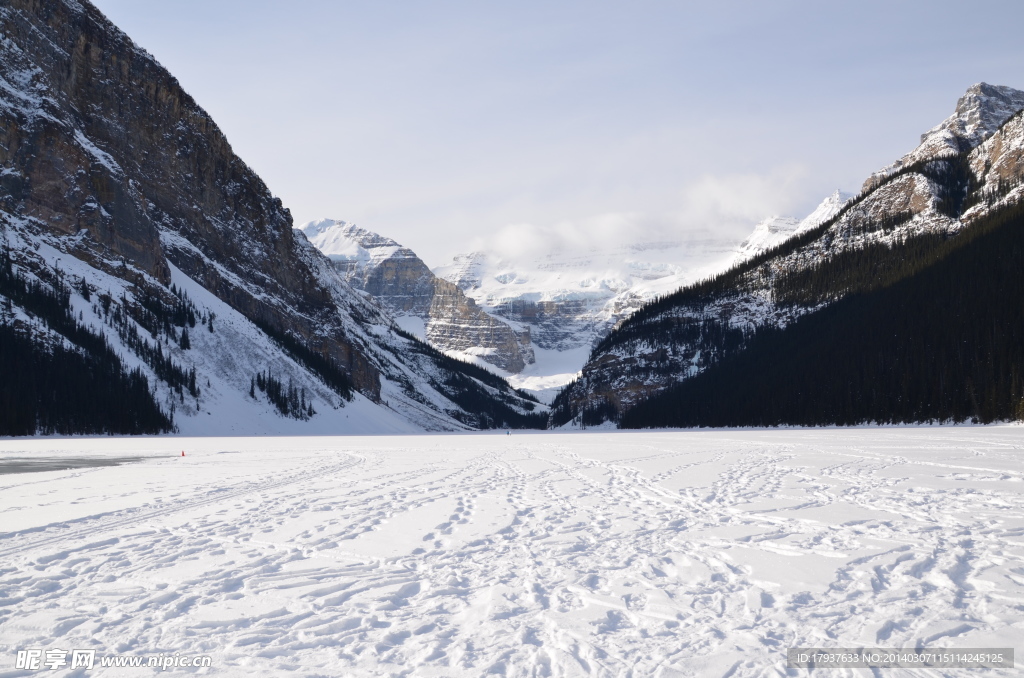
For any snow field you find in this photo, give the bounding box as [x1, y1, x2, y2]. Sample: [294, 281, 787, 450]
[0, 429, 1022, 677]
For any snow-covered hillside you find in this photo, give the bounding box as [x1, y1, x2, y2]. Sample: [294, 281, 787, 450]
[0, 211, 542, 434]
[2, 428, 1021, 676]
[1, 217, 417, 435]
[0, 0, 545, 435]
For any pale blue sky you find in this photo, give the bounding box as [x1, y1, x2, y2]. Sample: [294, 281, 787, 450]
[93, 0, 1024, 265]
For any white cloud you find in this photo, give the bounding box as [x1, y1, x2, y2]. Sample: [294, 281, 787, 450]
[466, 165, 810, 261]
[677, 164, 810, 233]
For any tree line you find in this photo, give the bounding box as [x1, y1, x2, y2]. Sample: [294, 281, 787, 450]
[0, 250, 172, 435]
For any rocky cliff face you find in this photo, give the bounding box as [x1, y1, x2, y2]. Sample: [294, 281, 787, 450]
[299, 220, 534, 373]
[0, 0, 379, 389]
[0, 0, 544, 433]
[426, 277, 533, 373]
[555, 83, 1024, 426]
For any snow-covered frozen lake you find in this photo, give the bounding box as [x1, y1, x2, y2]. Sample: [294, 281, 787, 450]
[0, 429, 1021, 676]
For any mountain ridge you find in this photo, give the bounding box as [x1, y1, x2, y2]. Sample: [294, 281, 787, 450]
[553, 82, 1024, 427]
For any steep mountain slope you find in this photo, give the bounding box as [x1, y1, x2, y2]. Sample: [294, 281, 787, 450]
[299, 219, 534, 373]
[554, 83, 1024, 427]
[0, 0, 544, 434]
[621, 200, 1024, 427]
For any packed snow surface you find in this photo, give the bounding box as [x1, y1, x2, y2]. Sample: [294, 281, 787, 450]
[1, 429, 1022, 676]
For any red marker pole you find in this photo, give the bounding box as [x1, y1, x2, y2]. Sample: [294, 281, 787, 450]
[181, 450, 185, 457]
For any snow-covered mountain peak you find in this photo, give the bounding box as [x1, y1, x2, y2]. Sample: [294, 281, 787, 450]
[866, 83, 1024, 191]
[801, 189, 854, 230]
[299, 218, 355, 239]
[298, 219, 411, 266]
[948, 82, 1024, 146]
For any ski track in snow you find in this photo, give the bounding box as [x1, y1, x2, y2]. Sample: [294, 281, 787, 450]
[0, 430, 1022, 677]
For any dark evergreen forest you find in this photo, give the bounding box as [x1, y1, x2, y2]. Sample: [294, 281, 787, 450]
[620, 201, 1024, 428]
[252, 370, 316, 420]
[0, 251, 172, 435]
